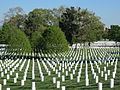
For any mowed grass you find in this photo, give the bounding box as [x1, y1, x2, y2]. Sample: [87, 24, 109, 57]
[0, 47, 119, 90]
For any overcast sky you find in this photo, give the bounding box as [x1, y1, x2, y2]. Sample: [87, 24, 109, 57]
[0, 0, 120, 27]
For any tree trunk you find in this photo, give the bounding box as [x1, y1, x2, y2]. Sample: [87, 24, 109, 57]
[74, 43, 77, 51]
[115, 41, 118, 47]
[88, 42, 91, 47]
[83, 42, 85, 47]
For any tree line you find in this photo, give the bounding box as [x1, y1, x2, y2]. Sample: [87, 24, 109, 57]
[0, 6, 119, 53]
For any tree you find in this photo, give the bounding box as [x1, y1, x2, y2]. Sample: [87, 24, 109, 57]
[3, 7, 26, 33]
[59, 7, 104, 46]
[30, 31, 42, 51]
[6, 14, 26, 30]
[2, 24, 31, 53]
[108, 25, 120, 47]
[85, 30, 96, 46]
[3, 7, 66, 39]
[0, 29, 8, 44]
[41, 26, 68, 52]
[0, 29, 3, 44]
[25, 8, 58, 38]
[108, 25, 120, 42]
[0, 24, 13, 44]
[95, 30, 108, 41]
[4, 7, 24, 23]
[52, 6, 66, 26]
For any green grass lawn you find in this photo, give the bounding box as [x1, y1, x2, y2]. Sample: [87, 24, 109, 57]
[0, 47, 120, 90]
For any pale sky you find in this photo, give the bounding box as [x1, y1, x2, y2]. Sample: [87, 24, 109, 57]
[0, 0, 120, 27]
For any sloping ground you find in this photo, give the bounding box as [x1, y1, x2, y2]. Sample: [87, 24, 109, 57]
[0, 47, 119, 90]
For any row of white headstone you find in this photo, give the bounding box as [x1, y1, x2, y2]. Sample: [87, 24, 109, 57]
[0, 47, 119, 90]
[33, 50, 118, 90]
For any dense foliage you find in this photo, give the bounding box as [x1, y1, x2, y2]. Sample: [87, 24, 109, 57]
[59, 7, 105, 45]
[108, 25, 120, 42]
[41, 26, 68, 52]
[1, 24, 32, 53]
[30, 31, 42, 51]
[1, 6, 119, 53]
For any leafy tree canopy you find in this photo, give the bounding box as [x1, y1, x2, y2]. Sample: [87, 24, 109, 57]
[2, 24, 32, 53]
[108, 25, 120, 42]
[41, 26, 68, 52]
[30, 31, 42, 51]
[59, 7, 105, 45]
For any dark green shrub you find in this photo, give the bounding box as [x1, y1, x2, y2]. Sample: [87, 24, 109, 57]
[31, 31, 42, 51]
[41, 26, 68, 52]
[2, 24, 32, 53]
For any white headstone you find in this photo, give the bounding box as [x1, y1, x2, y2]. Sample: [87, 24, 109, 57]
[58, 72, 61, 77]
[62, 75, 65, 82]
[7, 74, 10, 80]
[77, 76, 80, 82]
[0, 84, 2, 90]
[98, 83, 102, 90]
[104, 67, 106, 72]
[53, 77, 56, 83]
[23, 75, 26, 81]
[105, 74, 107, 80]
[110, 79, 114, 88]
[94, 73, 96, 79]
[1, 72, 4, 77]
[101, 71, 103, 77]
[3, 79, 6, 85]
[6, 88, 10, 90]
[41, 76, 44, 82]
[55, 69, 58, 74]
[73, 70, 75, 74]
[69, 67, 71, 71]
[59, 66, 61, 71]
[48, 71, 51, 76]
[10, 71, 12, 75]
[112, 72, 115, 78]
[98, 68, 100, 73]
[70, 74, 73, 80]
[62, 68, 65, 73]
[66, 71, 68, 76]
[85, 78, 89, 86]
[14, 78, 17, 83]
[21, 80, 24, 86]
[32, 82, 36, 90]
[107, 63, 109, 67]
[61, 86, 65, 90]
[57, 81, 60, 88]
[32, 72, 35, 80]
[16, 73, 18, 78]
[96, 76, 99, 83]
[5, 69, 7, 74]
[108, 70, 110, 76]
